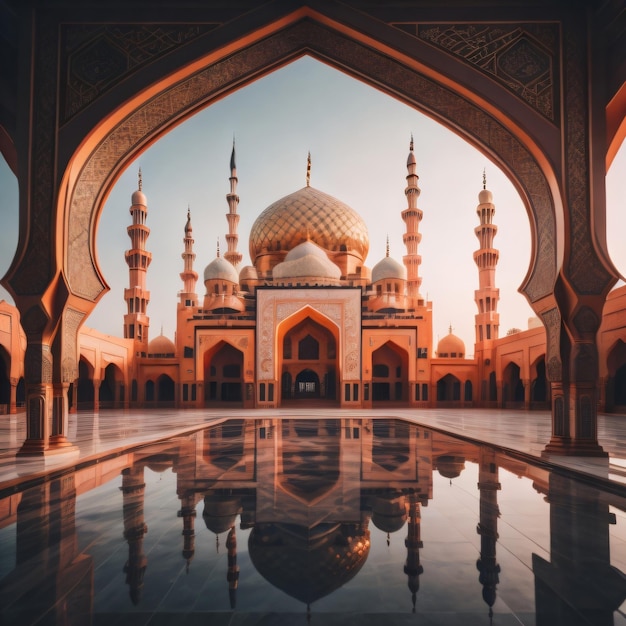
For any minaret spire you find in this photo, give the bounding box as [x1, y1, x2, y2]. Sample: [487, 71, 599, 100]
[402, 135, 423, 303]
[224, 138, 242, 268]
[306, 151, 311, 187]
[179, 206, 198, 307]
[123, 168, 151, 344]
[473, 169, 500, 347]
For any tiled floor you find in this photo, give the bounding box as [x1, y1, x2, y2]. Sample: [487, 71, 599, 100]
[1, 407, 626, 491]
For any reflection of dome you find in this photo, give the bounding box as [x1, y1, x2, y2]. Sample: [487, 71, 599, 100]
[249, 522, 370, 605]
[148, 334, 175, 356]
[437, 329, 465, 357]
[203, 256, 239, 283]
[249, 186, 369, 264]
[273, 240, 341, 283]
[436, 455, 466, 479]
[202, 495, 242, 534]
[371, 255, 407, 283]
[371, 494, 407, 532]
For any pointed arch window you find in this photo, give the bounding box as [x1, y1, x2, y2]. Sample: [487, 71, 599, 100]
[298, 334, 319, 360]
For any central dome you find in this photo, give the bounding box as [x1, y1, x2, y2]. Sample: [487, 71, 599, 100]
[249, 186, 369, 266]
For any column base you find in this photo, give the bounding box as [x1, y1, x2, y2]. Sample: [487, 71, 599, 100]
[542, 437, 608, 458]
[16, 438, 79, 457]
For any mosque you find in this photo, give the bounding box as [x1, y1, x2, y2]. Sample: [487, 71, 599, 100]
[1, 139, 626, 414]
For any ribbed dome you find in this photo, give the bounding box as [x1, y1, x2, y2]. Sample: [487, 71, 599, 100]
[273, 240, 341, 282]
[437, 330, 465, 357]
[148, 334, 175, 356]
[249, 186, 369, 264]
[371, 255, 407, 283]
[203, 257, 239, 283]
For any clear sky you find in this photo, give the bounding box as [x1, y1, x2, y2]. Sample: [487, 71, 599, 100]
[0, 56, 624, 353]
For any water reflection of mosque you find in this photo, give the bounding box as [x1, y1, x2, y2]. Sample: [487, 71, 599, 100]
[2, 418, 626, 625]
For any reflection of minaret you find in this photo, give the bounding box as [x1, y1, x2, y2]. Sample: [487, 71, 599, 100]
[473, 170, 500, 346]
[224, 139, 242, 268]
[124, 168, 152, 345]
[177, 492, 196, 572]
[404, 493, 424, 612]
[179, 207, 198, 307]
[476, 449, 501, 622]
[226, 525, 240, 608]
[121, 465, 148, 605]
[402, 135, 423, 303]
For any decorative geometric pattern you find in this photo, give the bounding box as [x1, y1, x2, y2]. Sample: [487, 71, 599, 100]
[61, 24, 217, 122]
[249, 186, 369, 263]
[411, 23, 557, 121]
[561, 18, 615, 295]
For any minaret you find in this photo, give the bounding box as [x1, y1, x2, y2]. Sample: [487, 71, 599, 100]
[476, 448, 501, 622]
[121, 465, 148, 605]
[404, 493, 424, 613]
[224, 139, 242, 268]
[226, 525, 240, 608]
[402, 135, 423, 302]
[179, 207, 198, 306]
[473, 170, 500, 344]
[124, 169, 151, 345]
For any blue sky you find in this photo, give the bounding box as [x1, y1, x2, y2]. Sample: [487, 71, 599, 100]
[0, 56, 624, 353]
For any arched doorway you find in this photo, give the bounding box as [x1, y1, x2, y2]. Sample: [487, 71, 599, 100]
[294, 369, 320, 399]
[0, 346, 10, 413]
[99, 363, 123, 409]
[4, 3, 622, 457]
[436, 374, 461, 403]
[204, 342, 244, 406]
[372, 342, 409, 404]
[77, 357, 95, 410]
[606, 340, 626, 412]
[157, 374, 175, 406]
[530, 356, 549, 409]
[503, 362, 524, 407]
[280, 316, 337, 404]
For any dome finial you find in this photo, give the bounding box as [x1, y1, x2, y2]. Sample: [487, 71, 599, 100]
[306, 151, 311, 187]
[386, 235, 390, 258]
[216, 237, 220, 258]
[138, 167, 143, 191]
[483, 167, 487, 190]
[449, 324, 453, 334]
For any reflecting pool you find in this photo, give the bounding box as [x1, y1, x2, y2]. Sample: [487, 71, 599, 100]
[2, 417, 626, 625]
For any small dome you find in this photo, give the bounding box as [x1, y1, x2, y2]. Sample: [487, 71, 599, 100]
[436, 455, 466, 479]
[148, 334, 175, 356]
[437, 329, 465, 357]
[371, 256, 407, 283]
[478, 188, 493, 204]
[131, 189, 147, 206]
[239, 265, 258, 281]
[273, 240, 341, 282]
[204, 257, 239, 283]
